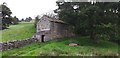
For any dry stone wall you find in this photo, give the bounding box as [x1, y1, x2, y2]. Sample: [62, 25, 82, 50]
[0, 38, 38, 51]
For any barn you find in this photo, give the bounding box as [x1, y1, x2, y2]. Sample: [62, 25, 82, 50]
[34, 15, 75, 42]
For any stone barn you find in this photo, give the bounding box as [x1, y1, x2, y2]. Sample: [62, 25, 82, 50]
[34, 15, 74, 42]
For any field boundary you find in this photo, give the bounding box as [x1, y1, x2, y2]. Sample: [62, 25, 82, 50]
[0, 38, 38, 51]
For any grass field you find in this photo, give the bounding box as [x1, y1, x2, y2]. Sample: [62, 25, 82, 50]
[0, 22, 35, 42]
[1, 36, 119, 56]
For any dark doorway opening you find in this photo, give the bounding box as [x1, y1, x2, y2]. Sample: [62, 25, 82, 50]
[41, 35, 45, 42]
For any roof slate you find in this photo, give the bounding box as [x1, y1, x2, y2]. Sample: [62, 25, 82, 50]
[43, 15, 67, 24]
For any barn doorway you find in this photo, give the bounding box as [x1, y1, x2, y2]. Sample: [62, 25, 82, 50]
[41, 35, 45, 42]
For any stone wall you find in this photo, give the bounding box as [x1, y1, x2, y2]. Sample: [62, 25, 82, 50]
[0, 38, 38, 51]
[51, 22, 75, 39]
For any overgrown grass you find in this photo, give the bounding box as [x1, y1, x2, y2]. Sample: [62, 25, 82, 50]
[1, 36, 119, 56]
[0, 22, 35, 42]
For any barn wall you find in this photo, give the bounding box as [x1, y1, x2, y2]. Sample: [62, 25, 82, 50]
[36, 16, 52, 42]
[37, 16, 50, 32]
[35, 31, 52, 42]
[50, 22, 74, 39]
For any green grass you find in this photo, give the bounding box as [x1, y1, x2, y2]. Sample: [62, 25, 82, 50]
[0, 22, 35, 42]
[1, 36, 119, 56]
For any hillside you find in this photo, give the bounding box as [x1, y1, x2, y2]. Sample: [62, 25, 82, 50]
[0, 22, 35, 42]
[1, 36, 119, 56]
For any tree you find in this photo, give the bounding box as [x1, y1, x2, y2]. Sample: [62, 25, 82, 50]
[21, 18, 24, 22]
[34, 15, 40, 28]
[11, 16, 19, 24]
[0, 2, 12, 30]
[56, 1, 120, 43]
[24, 17, 32, 22]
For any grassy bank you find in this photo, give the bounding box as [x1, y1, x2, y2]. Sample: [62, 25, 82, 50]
[1, 36, 119, 56]
[0, 22, 35, 42]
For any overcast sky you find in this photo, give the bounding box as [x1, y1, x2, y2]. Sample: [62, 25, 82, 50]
[0, 0, 58, 19]
[0, 0, 119, 19]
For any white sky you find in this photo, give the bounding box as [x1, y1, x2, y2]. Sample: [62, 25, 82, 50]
[0, 0, 58, 19]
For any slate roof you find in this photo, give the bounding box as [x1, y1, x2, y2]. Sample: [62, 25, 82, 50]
[43, 15, 67, 24]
